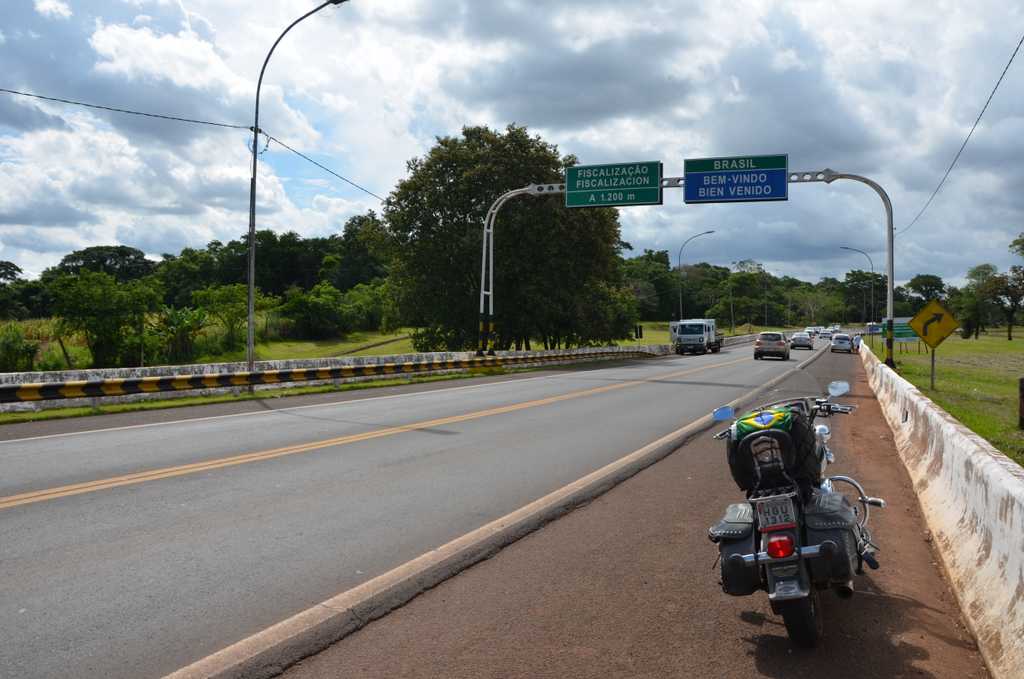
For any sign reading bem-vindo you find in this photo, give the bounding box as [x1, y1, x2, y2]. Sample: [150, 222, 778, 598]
[684, 154, 788, 204]
[565, 161, 663, 208]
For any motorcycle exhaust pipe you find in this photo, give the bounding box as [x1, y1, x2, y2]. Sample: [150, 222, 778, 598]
[834, 580, 854, 599]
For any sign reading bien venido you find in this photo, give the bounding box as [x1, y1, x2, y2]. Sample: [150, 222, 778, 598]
[684, 154, 788, 204]
[565, 161, 663, 208]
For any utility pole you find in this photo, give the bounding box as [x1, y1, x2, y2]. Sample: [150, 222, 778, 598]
[246, 0, 349, 373]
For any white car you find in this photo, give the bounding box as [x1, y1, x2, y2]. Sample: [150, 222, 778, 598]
[819, 330, 833, 341]
[830, 333, 853, 353]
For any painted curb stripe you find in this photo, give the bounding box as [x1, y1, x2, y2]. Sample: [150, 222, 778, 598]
[0, 351, 652, 403]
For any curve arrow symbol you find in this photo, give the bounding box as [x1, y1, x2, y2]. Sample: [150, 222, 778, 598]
[922, 312, 943, 336]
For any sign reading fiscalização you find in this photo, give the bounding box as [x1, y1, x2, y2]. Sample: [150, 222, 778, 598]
[565, 161, 663, 208]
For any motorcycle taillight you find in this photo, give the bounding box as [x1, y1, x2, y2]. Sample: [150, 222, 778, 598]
[766, 533, 795, 558]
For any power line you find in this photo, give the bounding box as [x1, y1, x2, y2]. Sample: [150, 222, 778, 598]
[898, 31, 1024, 236]
[264, 133, 386, 202]
[0, 86, 250, 129]
[0, 86, 386, 203]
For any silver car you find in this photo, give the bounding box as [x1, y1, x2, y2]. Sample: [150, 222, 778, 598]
[830, 333, 853, 353]
[790, 332, 814, 350]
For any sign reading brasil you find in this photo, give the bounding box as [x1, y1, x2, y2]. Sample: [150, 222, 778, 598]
[565, 161, 663, 208]
[684, 154, 788, 204]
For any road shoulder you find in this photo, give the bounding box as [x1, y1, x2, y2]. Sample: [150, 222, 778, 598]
[281, 351, 987, 679]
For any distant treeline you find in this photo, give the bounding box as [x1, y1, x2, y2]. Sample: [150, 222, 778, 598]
[1, 125, 1021, 371]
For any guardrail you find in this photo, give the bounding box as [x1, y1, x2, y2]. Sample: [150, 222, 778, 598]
[0, 349, 656, 404]
[860, 343, 1024, 679]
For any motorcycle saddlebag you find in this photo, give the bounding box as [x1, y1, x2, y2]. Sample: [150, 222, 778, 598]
[708, 503, 760, 596]
[727, 406, 819, 493]
[804, 491, 859, 586]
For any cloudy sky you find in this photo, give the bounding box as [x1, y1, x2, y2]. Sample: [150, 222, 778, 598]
[0, 0, 1021, 285]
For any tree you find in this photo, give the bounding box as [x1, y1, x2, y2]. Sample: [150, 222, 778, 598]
[0, 261, 22, 284]
[153, 306, 207, 363]
[50, 271, 162, 367]
[1011, 232, 1024, 259]
[906, 274, 946, 305]
[280, 282, 349, 339]
[385, 124, 631, 351]
[621, 250, 677, 320]
[47, 245, 156, 283]
[156, 247, 221, 308]
[0, 261, 27, 320]
[319, 212, 391, 293]
[193, 284, 276, 351]
[986, 266, 1024, 340]
[952, 264, 999, 339]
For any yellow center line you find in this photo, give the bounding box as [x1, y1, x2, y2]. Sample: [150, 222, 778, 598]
[0, 356, 748, 511]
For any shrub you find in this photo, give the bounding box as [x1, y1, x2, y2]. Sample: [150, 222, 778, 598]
[280, 282, 350, 339]
[0, 323, 38, 372]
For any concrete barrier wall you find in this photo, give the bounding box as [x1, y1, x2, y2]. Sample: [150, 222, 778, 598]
[0, 334, 761, 412]
[0, 345, 672, 412]
[860, 344, 1024, 679]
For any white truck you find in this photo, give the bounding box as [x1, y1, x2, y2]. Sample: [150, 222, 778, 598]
[669, 318, 724, 355]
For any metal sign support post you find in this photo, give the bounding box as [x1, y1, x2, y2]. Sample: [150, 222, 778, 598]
[478, 183, 565, 356]
[788, 169, 896, 368]
[931, 346, 936, 390]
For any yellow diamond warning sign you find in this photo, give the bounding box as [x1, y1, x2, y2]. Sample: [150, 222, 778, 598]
[909, 299, 959, 349]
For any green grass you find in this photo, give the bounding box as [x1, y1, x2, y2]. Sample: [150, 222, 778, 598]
[0, 367, 509, 426]
[196, 329, 413, 363]
[892, 330, 1024, 466]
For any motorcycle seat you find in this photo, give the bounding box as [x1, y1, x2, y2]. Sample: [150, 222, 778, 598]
[708, 502, 754, 543]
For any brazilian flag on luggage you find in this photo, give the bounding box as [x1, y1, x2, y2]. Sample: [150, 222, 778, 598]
[734, 406, 794, 438]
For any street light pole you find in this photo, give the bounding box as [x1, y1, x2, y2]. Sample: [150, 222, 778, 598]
[840, 245, 875, 327]
[677, 230, 714, 321]
[246, 0, 348, 372]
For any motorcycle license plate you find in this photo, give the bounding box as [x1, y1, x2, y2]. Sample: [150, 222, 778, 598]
[757, 496, 796, 531]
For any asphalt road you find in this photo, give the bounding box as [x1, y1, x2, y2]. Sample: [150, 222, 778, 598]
[0, 345, 806, 679]
[285, 349, 988, 679]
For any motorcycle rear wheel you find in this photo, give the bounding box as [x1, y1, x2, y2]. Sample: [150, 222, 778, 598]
[778, 588, 823, 648]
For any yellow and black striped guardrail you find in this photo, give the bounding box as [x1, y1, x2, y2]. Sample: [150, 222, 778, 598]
[0, 349, 654, 404]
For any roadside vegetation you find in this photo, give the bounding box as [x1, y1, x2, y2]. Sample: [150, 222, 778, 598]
[0, 126, 1020, 374]
[893, 331, 1023, 466]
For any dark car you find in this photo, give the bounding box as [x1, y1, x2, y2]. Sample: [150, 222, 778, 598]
[789, 332, 814, 350]
[754, 332, 790, 360]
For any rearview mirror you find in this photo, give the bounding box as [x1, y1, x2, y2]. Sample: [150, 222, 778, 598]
[712, 405, 735, 422]
[827, 381, 850, 397]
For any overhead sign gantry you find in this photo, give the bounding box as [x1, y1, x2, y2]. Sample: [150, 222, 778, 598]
[479, 160, 897, 369]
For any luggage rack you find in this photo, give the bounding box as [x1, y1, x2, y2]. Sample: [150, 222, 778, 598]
[748, 485, 798, 500]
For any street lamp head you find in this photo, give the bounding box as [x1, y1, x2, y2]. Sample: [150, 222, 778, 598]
[702, 229, 715, 235]
[328, 0, 349, 4]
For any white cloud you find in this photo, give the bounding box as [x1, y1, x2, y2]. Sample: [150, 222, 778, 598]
[34, 0, 72, 20]
[0, 0, 1020, 288]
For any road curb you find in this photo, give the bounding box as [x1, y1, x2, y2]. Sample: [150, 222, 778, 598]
[164, 346, 827, 679]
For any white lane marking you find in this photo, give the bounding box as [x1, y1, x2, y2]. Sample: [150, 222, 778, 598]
[0, 355, 705, 445]
[0, 373, 560, 444]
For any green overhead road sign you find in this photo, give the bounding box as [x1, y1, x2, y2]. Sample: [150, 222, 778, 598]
[565, 161, 663, 208]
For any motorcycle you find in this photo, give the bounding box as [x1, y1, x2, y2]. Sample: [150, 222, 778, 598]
[707, 380, 886, 647]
